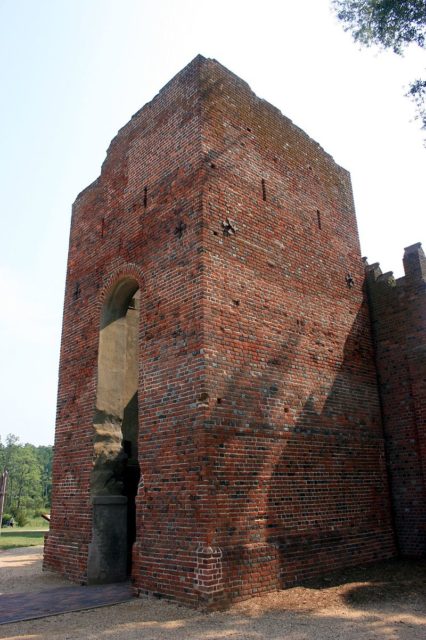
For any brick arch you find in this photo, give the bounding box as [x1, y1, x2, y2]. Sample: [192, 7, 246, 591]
[98, 262, 147, 308]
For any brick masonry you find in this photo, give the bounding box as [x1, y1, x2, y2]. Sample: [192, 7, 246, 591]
[44, 55, 423, 609]
[366, 244, 426, 557]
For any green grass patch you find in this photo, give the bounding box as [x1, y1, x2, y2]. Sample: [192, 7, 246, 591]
[0, 529, 46, 550]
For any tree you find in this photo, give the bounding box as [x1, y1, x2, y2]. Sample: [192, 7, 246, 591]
[0, 434, 53, 523]
[36, 445, 53, 506]
[333, 0, 426, 134]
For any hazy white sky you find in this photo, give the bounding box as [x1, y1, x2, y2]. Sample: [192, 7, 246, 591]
[0, 0, 424, 446]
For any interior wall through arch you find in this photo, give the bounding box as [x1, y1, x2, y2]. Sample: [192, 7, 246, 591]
[91, 282, 141, 497]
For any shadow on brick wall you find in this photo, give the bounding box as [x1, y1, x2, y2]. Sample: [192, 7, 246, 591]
[202, 306, 396, 606]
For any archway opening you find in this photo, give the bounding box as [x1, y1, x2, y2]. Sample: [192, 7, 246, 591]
[89, 278, 141, 583]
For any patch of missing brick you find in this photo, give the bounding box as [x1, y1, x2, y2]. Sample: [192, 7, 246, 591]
[175, 220, 187, 239]
[73, 282, 81, 301]
[222, 218, 237, 237]
[345, 273, 355, 288]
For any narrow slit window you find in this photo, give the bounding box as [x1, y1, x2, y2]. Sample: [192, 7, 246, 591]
[261, 179, 267, 202]
[317, 210, 322, 230]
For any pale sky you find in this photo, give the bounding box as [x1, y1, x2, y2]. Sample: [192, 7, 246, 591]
[0, 0, 424, 446]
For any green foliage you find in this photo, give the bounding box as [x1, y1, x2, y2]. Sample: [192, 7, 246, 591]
[0, 434, 53, 520]
[15, 509, 29, 527]
[35, 445, 53, 505]
[333, 0, 426, 53]
[406, 77, 426, 129]
[333, 0, 426, 134]
[1, 513, 13, 525]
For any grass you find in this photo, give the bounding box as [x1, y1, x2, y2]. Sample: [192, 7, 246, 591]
[0, 516, 49, 549]
[0, 529, 47, 550]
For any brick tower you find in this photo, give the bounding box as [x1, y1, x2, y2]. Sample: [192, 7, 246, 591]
[45, 56, 398, 608]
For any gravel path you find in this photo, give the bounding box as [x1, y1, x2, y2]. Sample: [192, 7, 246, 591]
[0, 547, 425, 639]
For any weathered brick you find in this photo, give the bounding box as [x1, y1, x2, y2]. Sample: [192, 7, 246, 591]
[44, 55, 423, 610]
[366, 244, 426, 557]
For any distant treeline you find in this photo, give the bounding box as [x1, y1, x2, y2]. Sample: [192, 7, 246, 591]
[0, 434, 52, 526]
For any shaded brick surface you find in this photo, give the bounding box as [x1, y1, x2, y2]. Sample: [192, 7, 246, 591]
[366, 244, 426, 557]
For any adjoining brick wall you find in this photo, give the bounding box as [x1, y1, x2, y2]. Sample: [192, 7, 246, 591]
[366, 244, 426, 557]
[45, 55, 398, 609]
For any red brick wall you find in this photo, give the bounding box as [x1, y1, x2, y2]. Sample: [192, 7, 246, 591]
[197, 59, 395, 605]
[44, 56, 210, 603]
[45, 56, 397, 608]
[366, 244, 426, 557]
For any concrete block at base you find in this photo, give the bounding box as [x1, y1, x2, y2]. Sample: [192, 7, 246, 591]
[87, 495, 128, 584]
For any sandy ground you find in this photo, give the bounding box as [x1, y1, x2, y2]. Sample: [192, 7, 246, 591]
[0, 547, 425, 640]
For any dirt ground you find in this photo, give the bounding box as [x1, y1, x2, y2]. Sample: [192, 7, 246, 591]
[0, 547, 425, 640]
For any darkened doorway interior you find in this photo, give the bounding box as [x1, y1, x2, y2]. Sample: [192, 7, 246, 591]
[88, 279, 141, 583]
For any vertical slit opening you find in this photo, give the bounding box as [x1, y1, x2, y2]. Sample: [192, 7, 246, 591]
[261, 179, 267, 202]
[317, 210, 322, 230]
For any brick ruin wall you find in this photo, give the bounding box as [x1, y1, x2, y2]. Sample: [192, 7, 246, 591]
[45, 56, 424, 609]
[366, 244, 426, 557]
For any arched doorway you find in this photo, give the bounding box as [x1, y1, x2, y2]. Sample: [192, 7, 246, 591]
[88, 278, 141, 583]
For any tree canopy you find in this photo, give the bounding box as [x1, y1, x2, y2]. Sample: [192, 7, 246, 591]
[333, 0, 426, 134]
[0, 434, 52, 525]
